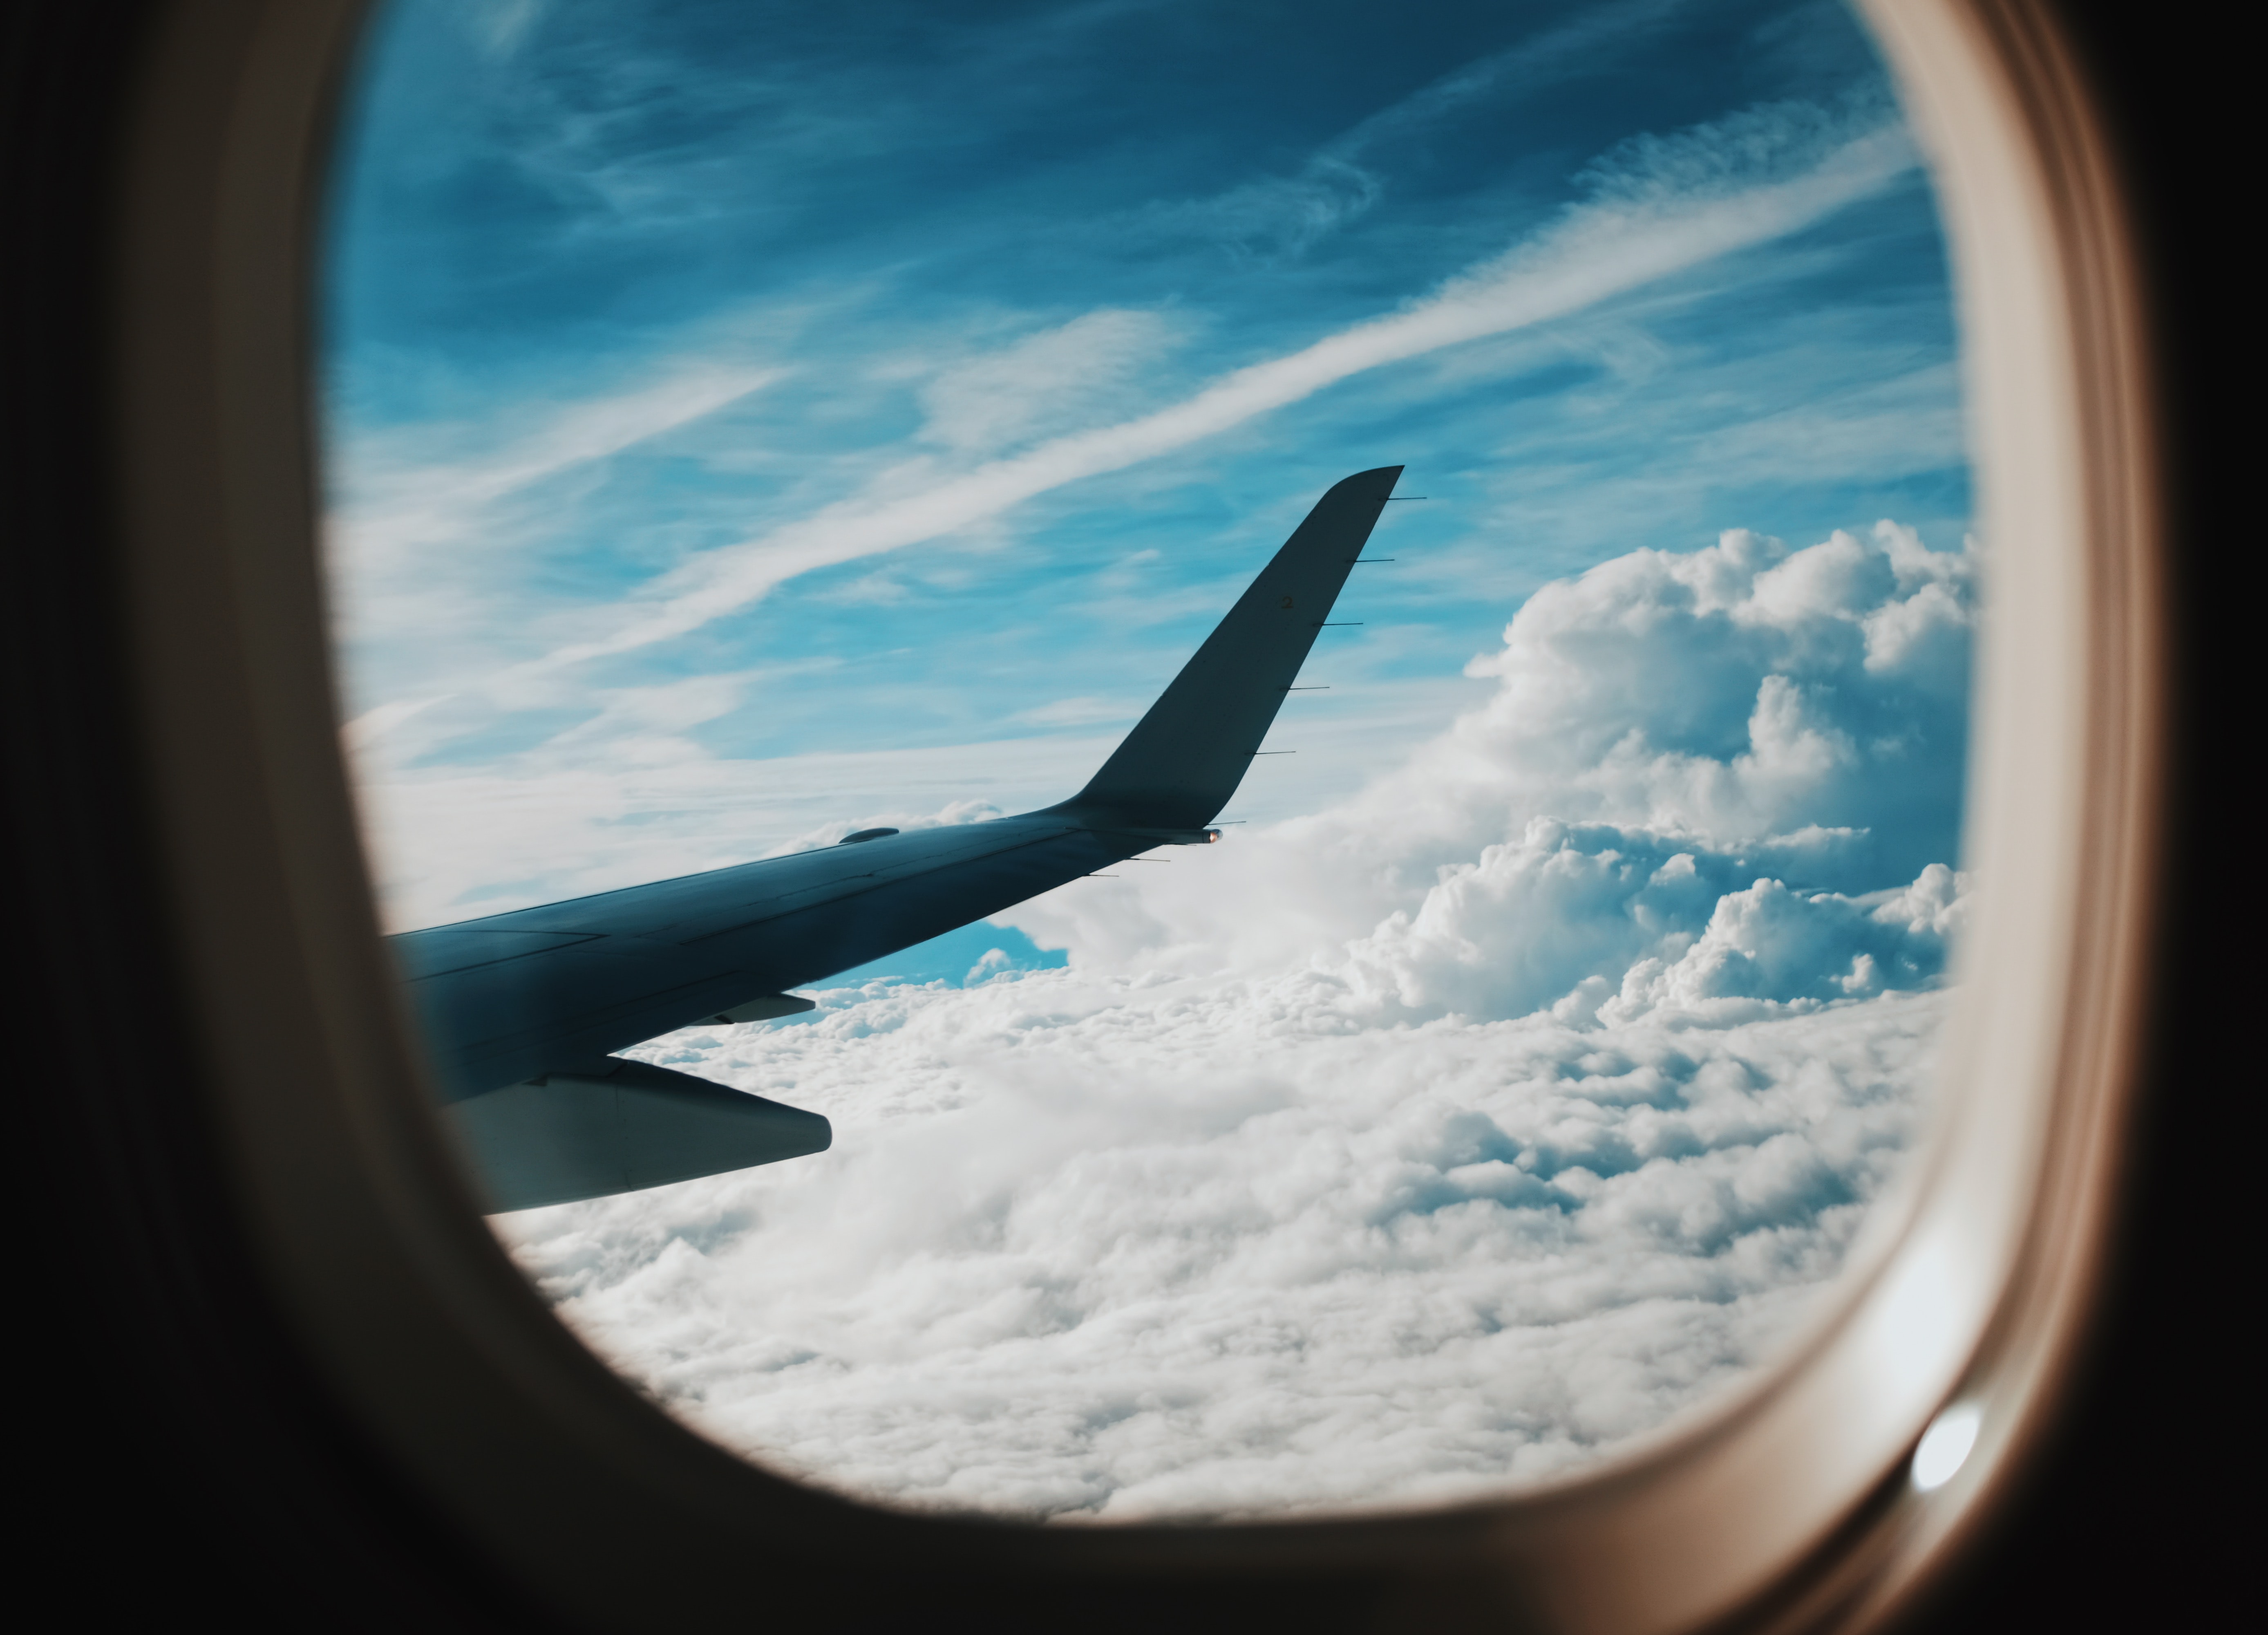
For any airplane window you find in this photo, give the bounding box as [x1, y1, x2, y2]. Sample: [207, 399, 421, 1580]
[323, 0, 1980, 1519]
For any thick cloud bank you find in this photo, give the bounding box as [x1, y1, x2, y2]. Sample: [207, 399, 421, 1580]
[492, 520, 1973, 1519]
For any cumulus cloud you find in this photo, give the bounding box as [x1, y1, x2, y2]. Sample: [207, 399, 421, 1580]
[1339, 823, 1965, 1025]
[998, 518, 1973, 979]
[488, 518, 1972, 1519]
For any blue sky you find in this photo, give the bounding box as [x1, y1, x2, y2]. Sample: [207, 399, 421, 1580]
[325, 0, 1969, 951]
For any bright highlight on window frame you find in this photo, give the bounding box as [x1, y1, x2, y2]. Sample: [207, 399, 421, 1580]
[100, 0, 2162, 1628]
[1911, 1403, 1982, 1492]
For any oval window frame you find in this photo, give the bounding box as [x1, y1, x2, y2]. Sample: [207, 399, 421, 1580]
[99, 1, 2161, 1628]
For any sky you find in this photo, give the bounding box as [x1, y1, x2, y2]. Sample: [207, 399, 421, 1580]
[324, 0, 1976, 1518]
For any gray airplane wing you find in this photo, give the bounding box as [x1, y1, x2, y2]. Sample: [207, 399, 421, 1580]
[396, 466, 1401, 1208]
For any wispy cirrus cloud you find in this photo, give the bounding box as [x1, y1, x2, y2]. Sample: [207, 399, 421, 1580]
[333, 361, 779, 563]
[489, 103, 1913, 685]
[1131, 0, 1694, 260]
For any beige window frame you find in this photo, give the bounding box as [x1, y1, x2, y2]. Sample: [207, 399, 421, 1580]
[104, 2, 2160, 1627]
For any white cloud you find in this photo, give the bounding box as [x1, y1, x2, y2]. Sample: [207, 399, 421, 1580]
[1011, 695, 1141, 729]
[811, 571, 915, 606]
[919, 309, 1187, 455]
[485, 517, 1971, 1519]
[1134, 157, 1385, 262]
[998, 519, 1973, 980]
[331, 358, 779, 571]
[1336, 822, 1964, 1025]
[325, 357, 783, 710]
[464, 0, 544, 59]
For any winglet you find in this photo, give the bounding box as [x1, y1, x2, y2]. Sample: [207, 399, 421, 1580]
[1058, 467, 1401, 830]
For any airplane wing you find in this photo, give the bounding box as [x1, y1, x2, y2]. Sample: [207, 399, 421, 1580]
[396, 466, 1402, 1207]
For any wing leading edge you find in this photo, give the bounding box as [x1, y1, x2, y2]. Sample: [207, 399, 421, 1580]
[398, 466, 1401, 1207]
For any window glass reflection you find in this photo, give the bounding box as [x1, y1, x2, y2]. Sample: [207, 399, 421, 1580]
[325, 0, 1973, 1517]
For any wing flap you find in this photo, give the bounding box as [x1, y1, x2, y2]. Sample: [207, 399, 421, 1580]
[445, 1057, 830, 1212]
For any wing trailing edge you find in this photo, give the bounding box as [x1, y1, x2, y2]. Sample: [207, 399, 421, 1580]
[445, 1055, 830, 1212]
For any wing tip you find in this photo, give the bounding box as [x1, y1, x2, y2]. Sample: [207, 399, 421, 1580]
[1328, 465, 1405, 496]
